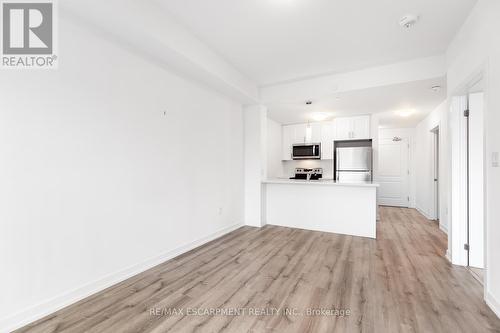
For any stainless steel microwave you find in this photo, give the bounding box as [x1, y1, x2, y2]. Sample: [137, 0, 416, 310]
[292, 143, 321, 160]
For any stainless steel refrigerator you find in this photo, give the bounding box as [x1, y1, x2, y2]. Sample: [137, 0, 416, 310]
[335, 146, 373, 182]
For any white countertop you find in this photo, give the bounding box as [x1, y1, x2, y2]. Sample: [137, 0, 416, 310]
[262, 178, 379, 188]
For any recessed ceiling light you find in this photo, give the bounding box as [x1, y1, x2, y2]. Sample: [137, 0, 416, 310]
[396, 109, 415, 117]
[430, 85, 442, 92]
[310, 112, 332, 122]
[399, 15, 419, 29]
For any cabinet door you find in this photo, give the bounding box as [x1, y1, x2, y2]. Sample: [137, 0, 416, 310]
[320, 122, 334, 160]
[292, 123, 307, 144]
[282, 125, 293, 160]
[335, 117, 352, 140]
[351, 116, 370, 139]
[309, 123, 322, 143]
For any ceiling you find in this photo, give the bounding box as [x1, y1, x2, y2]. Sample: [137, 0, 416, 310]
[267, 77, 446, 127]
[158, 0, 476, 85]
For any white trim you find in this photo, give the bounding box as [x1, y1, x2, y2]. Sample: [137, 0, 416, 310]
[416, 206, 448, 235]
[486, 292, 500, 319]
[445, 250, 452, 263]
[0, 222, 244, 333]
[416, 206, 433, 220]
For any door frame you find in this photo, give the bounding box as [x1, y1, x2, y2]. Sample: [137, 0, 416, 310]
[449, 65, 488, 298]
[430, 126, 440, 222]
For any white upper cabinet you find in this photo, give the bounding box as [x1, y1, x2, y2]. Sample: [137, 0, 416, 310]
[291, 123, 308, 144]
[334, 115, 370, 140]
[281, 123, 322, 160]
[320, 121, 335, 160]
[334, 117, 352, 140]
[351, 116, 371, 139]
[282, 125, 294, 160]
[281, 117, 368, 160]
[308, 123, 322, 143]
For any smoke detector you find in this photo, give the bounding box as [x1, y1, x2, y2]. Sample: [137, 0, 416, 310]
[399, 15, 419, 29]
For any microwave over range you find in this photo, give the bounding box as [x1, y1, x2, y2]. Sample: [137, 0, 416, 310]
[291, 143, 321, 160]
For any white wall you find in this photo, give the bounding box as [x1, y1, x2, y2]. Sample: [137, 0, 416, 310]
[0, 16, 244, 331]
[266, 119, 284, 178]
[446, 0, 500, 316]
[243, 105, 267, 227]
[378, 128, 417, 208]
[414, 101, 449, 232]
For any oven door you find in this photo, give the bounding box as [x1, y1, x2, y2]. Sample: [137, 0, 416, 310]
[292, 144, 321, 160]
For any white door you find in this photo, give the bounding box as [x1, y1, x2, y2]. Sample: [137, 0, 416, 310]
[468, 92, 484, 269]
[377, 137, 410, 207]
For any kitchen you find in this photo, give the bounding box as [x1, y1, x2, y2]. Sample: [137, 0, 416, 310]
[262, 112, 379, 239]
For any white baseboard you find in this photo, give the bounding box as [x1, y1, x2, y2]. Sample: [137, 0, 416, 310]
[445, 250, 452, 263]
[415, 206, 433, 220]
[486, 292, 500, 319]
[439, 223, 448, 234]
[0, 222, 243, 333]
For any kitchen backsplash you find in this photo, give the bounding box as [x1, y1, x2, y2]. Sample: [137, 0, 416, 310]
[282, 160, 334, 179]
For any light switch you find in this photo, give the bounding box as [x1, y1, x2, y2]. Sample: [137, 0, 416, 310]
[493, 152, 499, 168]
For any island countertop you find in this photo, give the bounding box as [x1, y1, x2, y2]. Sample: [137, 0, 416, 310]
[263, 178, 378, 238]
[262, 178, 379, 188]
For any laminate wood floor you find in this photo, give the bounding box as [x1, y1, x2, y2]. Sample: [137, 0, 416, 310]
[16, 207, 500, 333]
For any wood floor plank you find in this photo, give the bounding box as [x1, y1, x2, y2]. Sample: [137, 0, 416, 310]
[15, 207, 500, 333]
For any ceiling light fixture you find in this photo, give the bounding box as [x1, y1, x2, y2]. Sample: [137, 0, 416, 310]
[399, 15, 419, 29]
[430, 85, 442, 92]
[311, 112, 332, 122]
[396, 109, 415, 117]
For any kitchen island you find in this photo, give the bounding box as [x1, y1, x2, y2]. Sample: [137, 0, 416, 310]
[262, 179, 379, 239]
